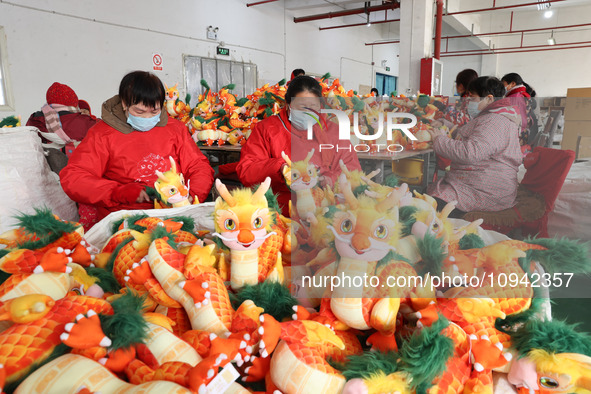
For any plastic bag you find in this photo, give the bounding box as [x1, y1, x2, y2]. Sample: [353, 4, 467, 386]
[0, 127, 78, 234]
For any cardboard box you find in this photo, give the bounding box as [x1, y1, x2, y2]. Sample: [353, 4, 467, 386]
[562, 88, 591, 154]
[575, 135, 591, 159]
[562, 120, 591, 152]
[564, 88, 591, 121]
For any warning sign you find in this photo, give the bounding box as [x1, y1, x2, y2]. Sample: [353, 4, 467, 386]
[152, 53, 163, 71]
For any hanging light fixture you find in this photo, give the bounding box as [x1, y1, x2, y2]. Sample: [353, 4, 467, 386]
[365, 2, 371, 27]
[548, 30, 556, 45]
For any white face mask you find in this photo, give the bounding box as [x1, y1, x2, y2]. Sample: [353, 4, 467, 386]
[467, 101, 481, 118]
[289, 109, 314, 131]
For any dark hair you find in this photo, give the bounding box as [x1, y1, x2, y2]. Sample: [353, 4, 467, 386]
[119, 71, 165, 109]
[291, 69, 305, 78]
[455, 69, 478, 91]
[523, 82, 536, 97]
[285, 75, 322, 104]
[501, 72, 524, 86]
[371, 88, 379, 95]
[467, 76, 506, 98]
[502, 73, 536, 96]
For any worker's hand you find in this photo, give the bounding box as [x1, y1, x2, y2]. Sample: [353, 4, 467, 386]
[136, 190, 151, 203]
[319, 175, 333, 188]
[427, 127, 448, 141]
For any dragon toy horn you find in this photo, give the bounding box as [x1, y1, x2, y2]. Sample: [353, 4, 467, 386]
[253, 177, 272, 202]
[281, 151, 292, 167]
[155, 170, 168, 182]
[339, 159, 351, 177]
[376, 191, 398, 212]
[168, 156, 177, 173]
[215, 179, 236, 207]
[366, 168, 381, 181]
[339, 174, 359, 210]
[304, 149, 315, 163]
[440, 201, 458, 220]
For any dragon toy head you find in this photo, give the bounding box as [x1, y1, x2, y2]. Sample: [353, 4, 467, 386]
[329, 174, 401, 262]
[154, 156, 191, 207]
[213, 177, 274, 251]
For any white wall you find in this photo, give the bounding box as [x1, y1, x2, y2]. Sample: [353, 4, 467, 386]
[0, 0, 399, 118]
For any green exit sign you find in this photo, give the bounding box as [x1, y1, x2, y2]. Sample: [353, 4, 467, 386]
[385, 66, 391, 71]
[217, 46, 230, 56]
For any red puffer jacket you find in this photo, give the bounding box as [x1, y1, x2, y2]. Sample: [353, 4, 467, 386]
[60, 96, 214, 221]
[237, 108, 361, 214]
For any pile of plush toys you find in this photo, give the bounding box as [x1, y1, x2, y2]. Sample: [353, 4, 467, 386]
[1, 157, 591, 394]
[165, 76, 450, 151]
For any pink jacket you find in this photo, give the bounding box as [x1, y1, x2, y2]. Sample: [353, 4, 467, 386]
[427, 100, 523, 212]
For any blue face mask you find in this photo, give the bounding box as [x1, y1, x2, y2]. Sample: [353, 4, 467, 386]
[127, 112, 161, 132]
[467, 101, 481, 118]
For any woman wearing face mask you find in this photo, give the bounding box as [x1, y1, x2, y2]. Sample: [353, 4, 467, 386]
[60, 71, 214, 228]
[426, 76, 523, 217]
[237, 75, 361, 215]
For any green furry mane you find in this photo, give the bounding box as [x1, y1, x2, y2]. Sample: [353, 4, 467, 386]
[495, 297, 545, 334]
[230, 281, 297, 321]
[85, 266, 121, 293]
[416, 233, 446, 277]
[509, 319, 591, 357]
[167, 216, 197, 234]
[398, 206, 418, 237]
[16, 207, 78, 250]
[342, 350, 399, 380]
[458, 233, 485, 250]
[398, 317, 454, 393]
[100, 291, 148, 350]
[524, 237, 591, 275]
[110, 213, 149, 235]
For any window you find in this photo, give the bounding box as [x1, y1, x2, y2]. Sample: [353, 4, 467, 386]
[0, 27, 14, 110]
[375, 73, 397, 97]
[183, 55, 257, 107]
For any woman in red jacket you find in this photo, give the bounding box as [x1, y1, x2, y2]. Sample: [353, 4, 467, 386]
[237, 76, 361, 215]
[60, 71, 214, 229]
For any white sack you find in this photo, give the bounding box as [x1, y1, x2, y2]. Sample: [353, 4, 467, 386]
[0, 126, 77, 234]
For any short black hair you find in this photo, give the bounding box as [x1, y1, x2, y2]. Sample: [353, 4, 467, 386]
[292, 69, 305, 78]
[467, 76, 506, 98]
[119, 71, 165, 109]
[285, 75, 322, 104]
[455, 69, 478, 90]
[371, 88, 379, 95]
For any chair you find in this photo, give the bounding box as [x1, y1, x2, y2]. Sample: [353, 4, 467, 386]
[463, 147, 575, 238]
[531, 110, 562, 149]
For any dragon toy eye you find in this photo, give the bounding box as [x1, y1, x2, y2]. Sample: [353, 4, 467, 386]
[224, 219, 236, 231]
[293, 173, 300, 180]
[539, 377, 559, 389]
[253, 217, 263, 229]
[169, 188, 177, 195]
[340, 219, 353, 233]
[374, 225, 388, 239]
[308, 169, 314, 176]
